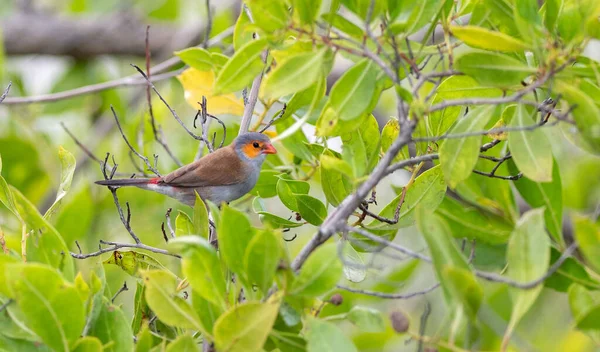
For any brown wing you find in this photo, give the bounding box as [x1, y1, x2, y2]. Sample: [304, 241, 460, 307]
[161, 146, 247, 187]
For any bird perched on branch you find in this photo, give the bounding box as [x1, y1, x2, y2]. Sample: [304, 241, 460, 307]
[96, 132, 276, 206]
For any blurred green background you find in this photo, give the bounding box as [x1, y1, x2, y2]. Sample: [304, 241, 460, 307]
[2, 1, 600, 351]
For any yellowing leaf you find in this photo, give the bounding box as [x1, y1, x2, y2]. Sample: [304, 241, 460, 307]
[177, 68, 244, 116]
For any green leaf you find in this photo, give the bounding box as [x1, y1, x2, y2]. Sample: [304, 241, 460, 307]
[263, 50, 325, 100]
[416, 207, 481, 316]
[193, 192, 209, 239]
[503, 208, 550, 347]
[390, 0, 444, 35]
[213, 39, 267, 95]
[166, 335, 199, 352]
[341, 114, 381, 177]
[169, 236, 227, 310]
[439, 106, 495, 188]
[5, 263, 86, 352]
[244, 229, 280, 294]
[329, 59, 378, 121]
[306, 318, 358, 352]
[573, 214, 600, 275]
[514, 0, 543, 40]
[296, 195, 327, 226]
[293, 0, 322, 24]
[214, 293, 282, 352]
[450, 25, 527, 52]
[103, 250, 166, 278]
[175, 211, 194, 237]
[568, 284, 600, 331]
[367, 165, 447, 230]
[455, 52, 534, 87]
[321, 12, 364, 37]
[89, 299, 134, 352]
[141, 270, 203, 331]
[555, 81, 600, 152]
[276, 178, 310, 212]
[218, 204, 256, 278]
[175, 47, 213, 71]
[290, 243, 342, 297]
[443, 266, 483, 319]
[275, 115, 316, 162]
[320, 153, 353, 206]
[428, 76, 502, 137]
[508, 159, 563, 245]
[247, 0, 290, 33]
[10, 186, 75, 280]
[347, 306, 385, 332]
[544, 0, 562, 31]
[0, 254, 18, 296]
[250, 170, 281, 198]
[508, 104, 553, 182]
[0, 162, 20, 218]
[54, 185, 93, 245]
[71, 337, 103, 352]
[278, 76, 327, 123]
[436, 196, 513, 245]
[44, 146, 76, 220]
[191, 290, 223, 335]
[257, 211, 304, 228]
[233, 8, 253, 51]
[381, 119, 409, 162]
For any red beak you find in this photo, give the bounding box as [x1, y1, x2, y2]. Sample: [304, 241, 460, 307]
[262, 143, 277, 154]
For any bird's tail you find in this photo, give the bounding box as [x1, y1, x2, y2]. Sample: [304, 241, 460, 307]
[95, 178, 160, 186]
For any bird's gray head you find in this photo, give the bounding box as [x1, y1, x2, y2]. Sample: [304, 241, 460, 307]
[233, 132, 277, 164]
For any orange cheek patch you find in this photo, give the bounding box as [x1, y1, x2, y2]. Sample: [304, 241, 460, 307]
[242, 143, 261, 158]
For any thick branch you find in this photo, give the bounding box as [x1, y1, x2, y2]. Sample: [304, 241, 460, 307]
[1, 27, 234, 105]
[2, 12, 204, 58]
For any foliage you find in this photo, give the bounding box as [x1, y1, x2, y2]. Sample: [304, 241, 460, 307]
[1, 0, 600, 351]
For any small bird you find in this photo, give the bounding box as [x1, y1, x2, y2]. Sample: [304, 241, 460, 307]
[96, 132, 277, 206]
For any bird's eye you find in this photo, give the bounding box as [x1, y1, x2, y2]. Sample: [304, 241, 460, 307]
[253, 142, 260, 148]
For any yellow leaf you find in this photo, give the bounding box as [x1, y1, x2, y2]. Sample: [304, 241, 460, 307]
[487, 118, 508, 140]
[262, 130, 278, 138]
[177, 68, 245, 116]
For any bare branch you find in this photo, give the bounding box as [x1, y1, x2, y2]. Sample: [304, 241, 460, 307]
[70, 239, 178, 259]
[258, 104, 287, 133]
[111, 282, 129, 303]
[144, 27, 183, 167]
[291, 120, 416, 270]
[475, 242, 578, 289]
[385, 154, 439, 176]
[337, 282, 440, 299]
[1, 27, 234, 105]
[0, 82, 11, 103]
[239, 52, 267, 133]
[130, 65, 213, 148]
[110, 106, 161, 177]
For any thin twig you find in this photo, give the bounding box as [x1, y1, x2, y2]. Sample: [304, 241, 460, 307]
[258, 104, 287, 133]
[111, 282, 129, 303]
[472, 170, 523, 181]
[130, 65, 213, 148]
[203, 0, 213, 49]
[336, 282, 440, 299]
[110, 106, 161, 176]
[347, 225, 579, 289]
[0, 299, 13, 313]
[417, 302, 432, 352]
[0, 82, 11, 103]
[70, 239, 179, 259]
[144, 26, 183, 167]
